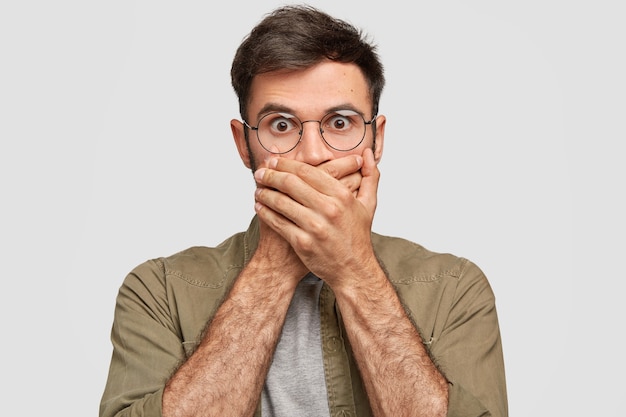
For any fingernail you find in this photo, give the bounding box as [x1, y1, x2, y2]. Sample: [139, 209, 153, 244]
[268, 157, 278, 168]
[255, 168, 266, 181]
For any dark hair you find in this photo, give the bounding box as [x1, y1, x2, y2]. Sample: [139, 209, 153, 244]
[230, 5, 385, 120]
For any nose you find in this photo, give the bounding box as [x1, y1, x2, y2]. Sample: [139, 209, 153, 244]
[293, 120, 334, 165]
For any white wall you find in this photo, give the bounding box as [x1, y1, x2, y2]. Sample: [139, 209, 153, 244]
[1, 1, 624, 415]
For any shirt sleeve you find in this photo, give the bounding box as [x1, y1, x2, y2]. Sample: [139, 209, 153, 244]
[100, 259, 185, 417]
[431, 259, 508, 417]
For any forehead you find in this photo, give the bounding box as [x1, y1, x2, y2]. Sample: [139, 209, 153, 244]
[248, 61, 371, 118]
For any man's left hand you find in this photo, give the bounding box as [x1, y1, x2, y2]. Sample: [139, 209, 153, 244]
[253, 148, 381, 287]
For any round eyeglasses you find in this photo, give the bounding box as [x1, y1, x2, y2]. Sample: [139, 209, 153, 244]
[244, 110, 376, 154]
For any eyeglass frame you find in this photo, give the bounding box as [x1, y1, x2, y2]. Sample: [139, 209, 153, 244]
[243, 110, 377, 154]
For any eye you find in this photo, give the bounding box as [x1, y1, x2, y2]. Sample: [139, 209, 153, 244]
[264, 113, 299, 135]
[324, 110, 360, 132]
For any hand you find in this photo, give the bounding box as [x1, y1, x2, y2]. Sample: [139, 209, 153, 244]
[252, 160, 308, 284]
[318, 155, 364, 196]
[251, 154, 364, 284]
[253, 149, 381, 288]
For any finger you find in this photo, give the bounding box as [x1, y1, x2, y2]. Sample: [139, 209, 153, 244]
[317, 155, 363, 181]
[255, 192, 299, 232]
[257, 159, 344, 203]
[356, 148, 380, 214]
[255, 186, 318, 245]
[255, 164, 318, 205]
[255, 163, 349, 236]
[338, 171, 362, 194]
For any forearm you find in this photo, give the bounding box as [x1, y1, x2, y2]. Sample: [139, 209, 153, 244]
[162, 258, 299, 417]
[334, 265, 449, 417]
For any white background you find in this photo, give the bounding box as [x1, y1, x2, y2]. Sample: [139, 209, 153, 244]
[1, 0, 624, 415]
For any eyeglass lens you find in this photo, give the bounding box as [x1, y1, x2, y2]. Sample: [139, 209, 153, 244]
[255, 110, 367, 153]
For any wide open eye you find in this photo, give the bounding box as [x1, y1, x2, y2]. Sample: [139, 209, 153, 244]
[262, 112, 300, 136]
[323, 109, 361, 133]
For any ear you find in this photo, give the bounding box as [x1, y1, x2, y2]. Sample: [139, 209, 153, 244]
[230, 119, 252, 169]
[372, 115, 386, 164]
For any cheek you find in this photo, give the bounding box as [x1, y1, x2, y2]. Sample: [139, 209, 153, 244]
[356, 134, 376, 153]
[247, 140, 274, 169]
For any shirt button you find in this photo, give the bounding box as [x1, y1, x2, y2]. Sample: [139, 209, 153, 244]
[325, 336, 341, 353]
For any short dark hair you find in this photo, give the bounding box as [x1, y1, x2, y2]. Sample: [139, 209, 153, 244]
[230, 5, 385, 120]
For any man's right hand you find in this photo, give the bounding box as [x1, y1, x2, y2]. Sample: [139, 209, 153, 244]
[319, 154, 364, 196]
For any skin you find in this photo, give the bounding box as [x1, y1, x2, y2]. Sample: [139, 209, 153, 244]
[162, 61, 448, 417]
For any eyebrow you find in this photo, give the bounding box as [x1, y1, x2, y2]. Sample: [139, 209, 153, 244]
[255, 102, 366, 121]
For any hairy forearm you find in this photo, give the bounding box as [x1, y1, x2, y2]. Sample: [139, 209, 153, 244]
[162, 259, 298, 417]
[334, 267, 449, 417]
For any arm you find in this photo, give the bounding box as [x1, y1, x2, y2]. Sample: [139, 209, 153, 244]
[162, 223, 305, 417]
[253, 149, 448, 416]
[99, 229, 305, 417]
[162, 155, 367, 416]
[333, 260, 449, 416]
[99, 155, 367, 417]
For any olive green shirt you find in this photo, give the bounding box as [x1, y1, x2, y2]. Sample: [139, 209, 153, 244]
[100, 217, 508, 417]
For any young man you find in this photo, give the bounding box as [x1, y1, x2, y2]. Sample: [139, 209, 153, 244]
[100, 5, 507, 417]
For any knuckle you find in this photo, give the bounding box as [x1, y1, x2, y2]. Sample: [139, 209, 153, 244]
[308, 218, 329, 240]
[309, 221, 323, 237]
[295, 163, 316, 179]
[324, 201, 341, 221]
[335, 186, 353, 204]
[294, 233, 314, 254]
[282, 174, 301, 191]
[322, 164, 339, 179]
[273, 193, 294, 214]
[261, 168, 275, 185]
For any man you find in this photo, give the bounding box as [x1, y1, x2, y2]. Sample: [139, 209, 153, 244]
[100, 5, 507, 417]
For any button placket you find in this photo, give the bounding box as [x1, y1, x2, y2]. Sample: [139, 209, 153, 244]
[319, 283, 358, 416]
